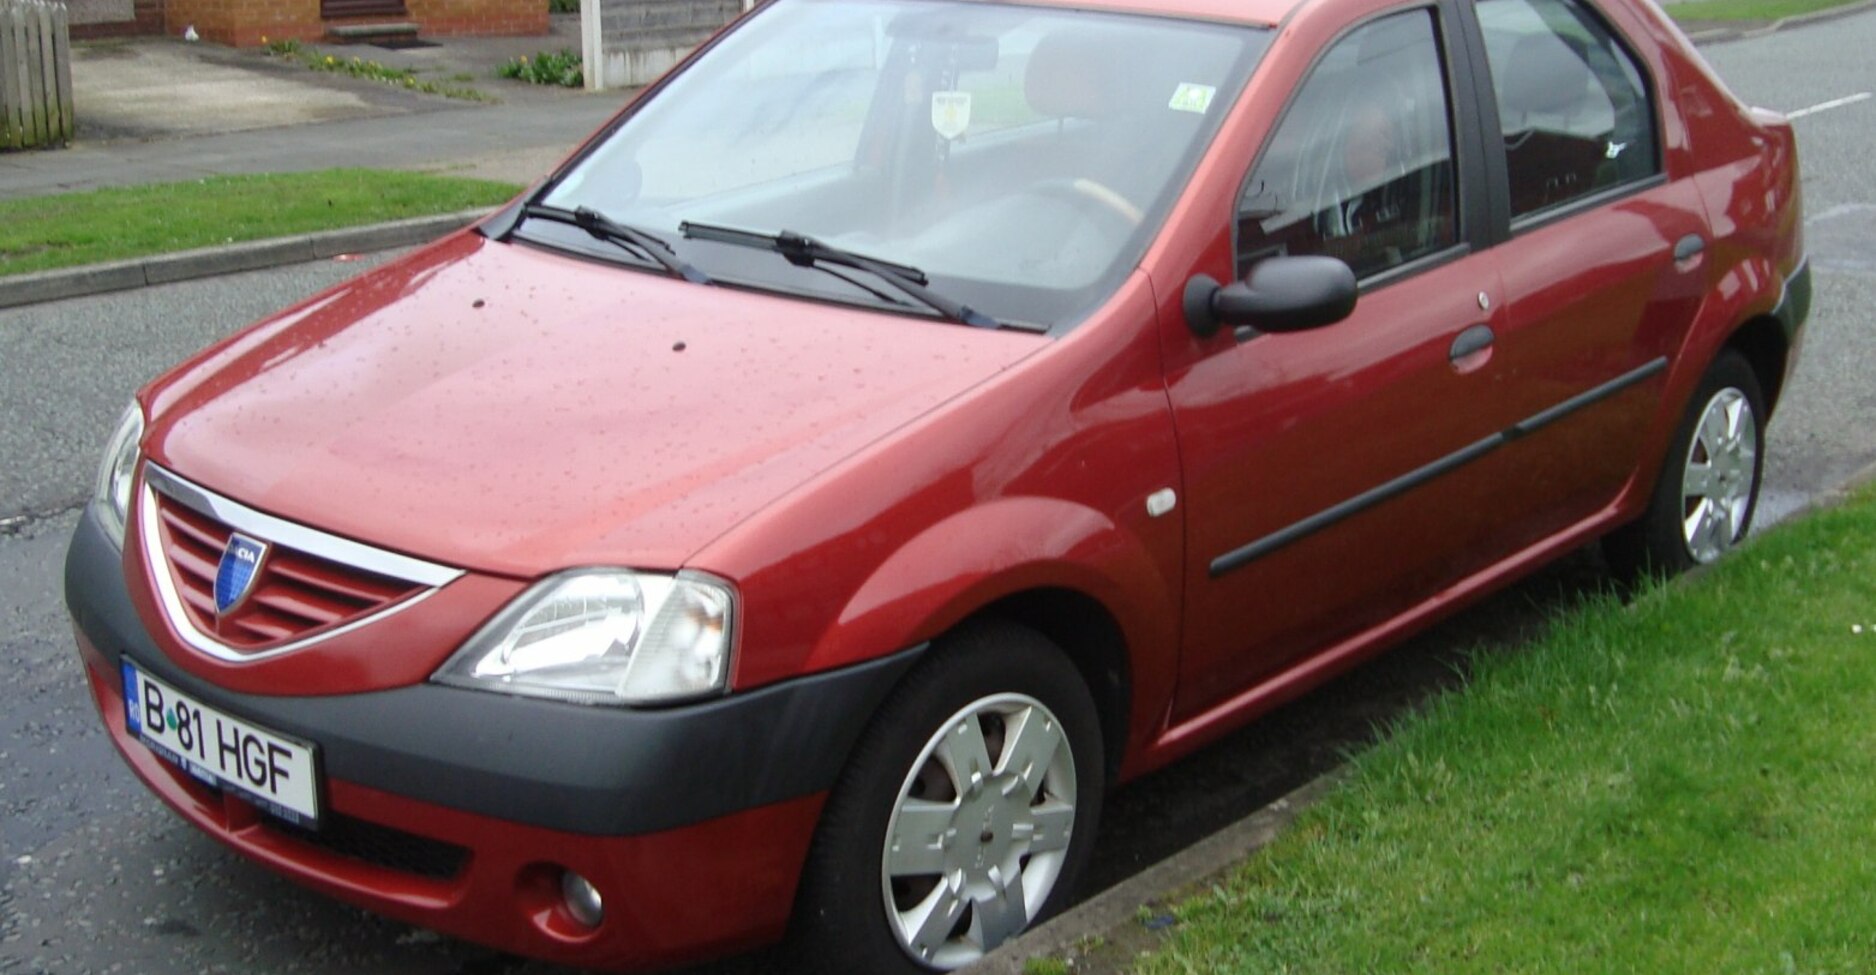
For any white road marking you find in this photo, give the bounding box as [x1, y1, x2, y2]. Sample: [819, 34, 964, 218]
[1805, 202, 1876, 225]
[1786, 92, 1873, 119]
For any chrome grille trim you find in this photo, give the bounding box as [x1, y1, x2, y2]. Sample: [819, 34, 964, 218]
[138, 464, 462, 663]
[144, 465, 461, 586]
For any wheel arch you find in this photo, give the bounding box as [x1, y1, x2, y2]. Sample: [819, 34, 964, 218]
[967, 588, 1132, 782]
[1620, 253, 1786, 521]
[802, 495, 1180, 786]
[1725, 313, 1790, 419]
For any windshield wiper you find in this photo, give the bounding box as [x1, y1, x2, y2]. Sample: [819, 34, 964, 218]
[678, 221, 998, 328]
[520, 205, 711, 284]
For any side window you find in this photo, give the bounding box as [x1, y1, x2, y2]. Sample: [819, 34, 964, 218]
[1477, 0, 1659, 219]
[1236, 10, 1459, 281]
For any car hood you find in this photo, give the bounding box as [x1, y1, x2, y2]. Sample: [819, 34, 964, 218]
[145, 233, 1043, 578]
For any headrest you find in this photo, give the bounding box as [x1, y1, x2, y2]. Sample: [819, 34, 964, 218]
[1024, 30, 1123, 120]
[1499, 35, 1591, 121]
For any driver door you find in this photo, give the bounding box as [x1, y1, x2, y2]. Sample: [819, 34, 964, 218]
[1164, 6, 1523, 718]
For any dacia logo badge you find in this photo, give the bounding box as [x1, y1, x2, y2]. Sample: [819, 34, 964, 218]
[214, 533, 269, 617]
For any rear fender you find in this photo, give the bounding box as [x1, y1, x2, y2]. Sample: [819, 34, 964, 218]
[1619, 251, 1783, 517]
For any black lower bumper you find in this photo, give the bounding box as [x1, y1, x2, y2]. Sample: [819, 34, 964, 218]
[66, 504, 921, 836]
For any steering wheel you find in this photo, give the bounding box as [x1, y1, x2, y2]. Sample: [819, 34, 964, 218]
[1027, 177, 1145, 229]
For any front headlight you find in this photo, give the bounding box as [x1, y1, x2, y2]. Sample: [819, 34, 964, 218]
[434, 569, 735, 706]
[94, 403, 144, 548]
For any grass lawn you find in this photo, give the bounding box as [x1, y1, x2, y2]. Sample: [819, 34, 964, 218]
[1133, 484, 1876, 975]
[1666, 0, 1867, 22]
[0, 170, 521, 278]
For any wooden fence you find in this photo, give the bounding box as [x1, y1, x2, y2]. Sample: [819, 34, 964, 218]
[1, 0, 74, 150]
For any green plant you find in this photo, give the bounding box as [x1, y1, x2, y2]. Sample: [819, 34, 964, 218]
[497, 49, 584, 88]
[262, 39, 492, 101]
[548, 0, 579, 12]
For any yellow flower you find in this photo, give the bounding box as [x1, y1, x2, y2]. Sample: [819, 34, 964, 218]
[324, 55, 335, 64]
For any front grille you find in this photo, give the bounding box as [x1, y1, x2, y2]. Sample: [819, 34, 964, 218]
[151, 493, 425, 653]
[271, 814, 470, 881]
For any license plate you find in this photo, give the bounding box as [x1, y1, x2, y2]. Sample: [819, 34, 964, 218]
[122, 659, 322, 828]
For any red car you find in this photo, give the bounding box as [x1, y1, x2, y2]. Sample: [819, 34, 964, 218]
[67, 0, 1805, 968]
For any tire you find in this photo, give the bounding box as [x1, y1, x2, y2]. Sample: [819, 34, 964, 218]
[788, 621, 1105, 974]
[1607, 349, 1766, 580]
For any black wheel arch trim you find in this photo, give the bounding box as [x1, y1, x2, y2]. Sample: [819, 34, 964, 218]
[66, 506, 925, 837]
[1772, 256, 1812, 343]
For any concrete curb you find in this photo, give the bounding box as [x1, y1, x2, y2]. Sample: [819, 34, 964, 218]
[0, 208, 491, 310]
[1803, 456, 1876, 512]
[1685, 0, 1876, 45]
[963, 773, 1341, 975]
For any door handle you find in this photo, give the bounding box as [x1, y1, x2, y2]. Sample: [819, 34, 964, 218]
[1449, 323, 1495, 363]
[1674, 234, 1706, 263]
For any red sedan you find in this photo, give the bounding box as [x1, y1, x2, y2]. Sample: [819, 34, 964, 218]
[67, 0, 1805, 968]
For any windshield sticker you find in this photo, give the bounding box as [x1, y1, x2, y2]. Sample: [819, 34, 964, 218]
[1168, 83, 1216, 114]
[932, 91, 972, 140]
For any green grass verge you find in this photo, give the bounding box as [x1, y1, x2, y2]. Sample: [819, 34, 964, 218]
[1137, 484, 1876, 975]
[1666, 0, 1864, 22]
[0, 170, 521, 278]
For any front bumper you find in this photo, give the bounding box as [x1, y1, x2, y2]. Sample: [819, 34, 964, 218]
[66, 504, 921, 969]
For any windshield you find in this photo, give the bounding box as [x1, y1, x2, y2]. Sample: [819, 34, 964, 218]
[532, 0, 1269, 328]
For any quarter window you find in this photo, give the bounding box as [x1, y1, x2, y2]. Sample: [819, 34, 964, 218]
[1477, 0, 1659, 219]
[1236, 10, 1459, 281]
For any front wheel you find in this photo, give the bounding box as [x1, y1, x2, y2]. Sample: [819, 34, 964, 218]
[789, 621, 1104, 973]
[1607, 349, 1766, 578]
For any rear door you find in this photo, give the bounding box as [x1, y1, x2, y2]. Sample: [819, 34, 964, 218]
[1456, 0, 1708, 547]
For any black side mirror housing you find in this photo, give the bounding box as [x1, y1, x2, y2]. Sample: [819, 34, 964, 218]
[1184, 256, 1358, 338]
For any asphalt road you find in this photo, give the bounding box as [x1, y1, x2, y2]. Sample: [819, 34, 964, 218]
[4, 16, 1876, 973]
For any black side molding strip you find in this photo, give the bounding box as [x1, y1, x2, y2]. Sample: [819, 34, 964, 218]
[1209, 356, 1668, 578]
[1507, 357, 1668, 440]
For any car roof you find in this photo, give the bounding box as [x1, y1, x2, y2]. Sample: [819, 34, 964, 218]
[1010, 0, 1300, 29]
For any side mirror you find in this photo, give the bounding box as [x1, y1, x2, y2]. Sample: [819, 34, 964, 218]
[1183, 256, 1358, 338]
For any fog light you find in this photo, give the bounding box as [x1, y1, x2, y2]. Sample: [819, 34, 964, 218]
[561, 870, 604, 928]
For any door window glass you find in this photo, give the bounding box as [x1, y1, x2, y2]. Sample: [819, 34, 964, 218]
[1236, 9, 1459, 281]
[1477, 0, 1659, 218]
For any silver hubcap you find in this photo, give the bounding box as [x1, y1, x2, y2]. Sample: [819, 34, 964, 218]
[1681, 387, 1758, 564]
[880, 693, 1077, 969]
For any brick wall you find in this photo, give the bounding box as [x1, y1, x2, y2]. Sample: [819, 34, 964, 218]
[158, 0, 543, 45]
[405, 0, 544, 36]
[163, 0, 318, 45]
